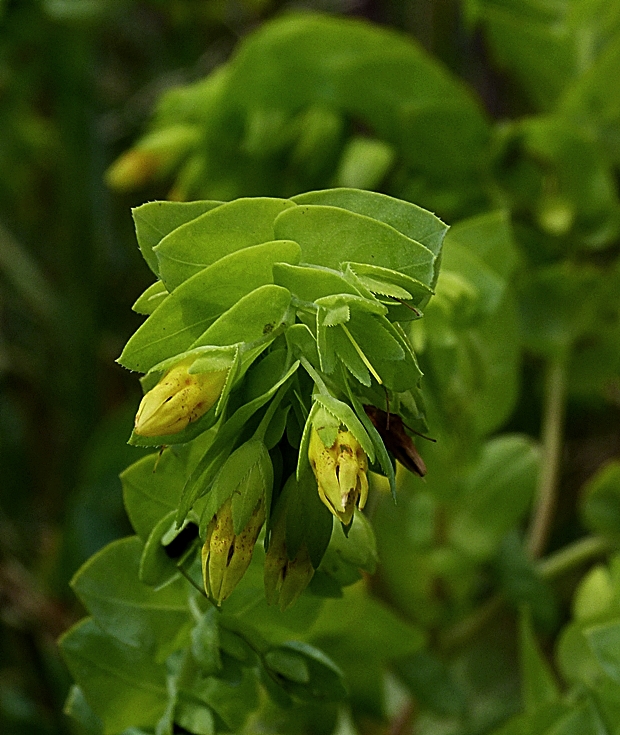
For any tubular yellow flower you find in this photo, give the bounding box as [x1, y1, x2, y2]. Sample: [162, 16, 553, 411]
[264, 511, 314, 611]
[202, 497, 265, 605]
[308, 427, 368, 525]
[134, 358, 227, 437]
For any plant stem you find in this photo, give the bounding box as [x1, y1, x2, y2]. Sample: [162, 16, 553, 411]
[527, 355, 569, 559]
[537, 535, 611, 581]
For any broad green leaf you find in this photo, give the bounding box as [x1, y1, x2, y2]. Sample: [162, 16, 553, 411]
[519, 608, 560, 712]
[394, 651, 466, 717]
[581, 461, 620, 540]
[60, 617, 168, 734]
[132, 200, 222, 276]
[446, 210, 518, 281]
[586, 619, 620, 684]
[334, 136, 395, 190]
[310, 582, 425, 659]
[121, 435, 212, 541]
[132, 280, 169, 316]
[291, 190, 446, 257]
[318, 510, 378, 585]
[119, 240, 300, 372]
[191, 284, 292, 350]
[269, 641, 346, 702]
[71, 536, 191, 659]
[273, 262, 361, 302]
[263, 648, 310, 684]
[191, 607, 221, 676]
[450, 435, 540, 560]
[274, 204, 436, 287]
[284, 469, 334, 568]
[63, 685, 104, 734]
[573, 566, 616, 622]
[139, 510, 182, 589]
[155, 197, 296, 289]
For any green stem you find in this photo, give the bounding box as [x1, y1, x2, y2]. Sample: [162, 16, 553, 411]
[527, 355, 569, 559]
[537, 535, 611, 581]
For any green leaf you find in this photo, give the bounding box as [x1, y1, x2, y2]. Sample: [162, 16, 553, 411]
[273, 262, 362, 302]
[60, 617, 168, 734]
[119, 240, 300, 373]
[70, 536, 191, 660]
[519, 608, 560, 712]
[132, 200, 223, 277]
[264, 641, 346, 702]
[63, 685, 104, 734]
[274, 204, 436, 287]
[122, 434, 214, 541]
[191, 607, 221, 676]
[581, 461, 620, 540]
[394, 651, 466, 717]
[155, 197, 296, 289]
[586, 618, 620, 684]
[263, 648, 310, 684]
[450, 435, 540, 560]
[291, 187, 448, 258]
[132, 280, 169, 316]
[318, 510, 378, 585]
[191, 284, 292, 350]
[139, 511, 186, 589]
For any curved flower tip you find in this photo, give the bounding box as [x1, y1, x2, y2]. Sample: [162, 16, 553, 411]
[308, 426, 368, 525]
[134, 359, 227, 437]
[202, 497, 265, 605]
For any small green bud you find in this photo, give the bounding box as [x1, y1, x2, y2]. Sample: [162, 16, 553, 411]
[264, 511, 314, 612]
[308, 427, 368, 525]
[202, 497, 265, 605]
[134, 358, 227, 437]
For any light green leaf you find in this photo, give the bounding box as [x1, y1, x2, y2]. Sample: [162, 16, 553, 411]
[132, 200, 222, 276]
[291, 187, 447, 257]
[119, 240, 300, 372]
[191, 284, 292, 350]
[155, 197, 296, 289]
[581, 461, 620, 540]
[132, 280, 169, 316]
[60, 617, 168, 734]
[71, 536, 191, 659]
[274, 204, 436, 287]
[586, 618, 620, 684]
[450, 435, 540, 560]
[519, 608, 560, 712]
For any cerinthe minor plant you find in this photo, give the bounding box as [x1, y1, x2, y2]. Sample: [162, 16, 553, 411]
[59, 187, 447, 734]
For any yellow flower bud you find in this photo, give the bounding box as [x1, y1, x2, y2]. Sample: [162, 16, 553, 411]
[202, 497, 265, 605]
[134, 359, 227, 437]
[308, 427, 368, 525]
[264, 511, 314, 612]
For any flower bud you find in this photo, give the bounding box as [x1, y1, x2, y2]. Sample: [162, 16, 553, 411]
[264, 511, 314, 612]
[134, 359, 227, 437]
[202, 497, 265, 605]
[308, 427, 368, 525]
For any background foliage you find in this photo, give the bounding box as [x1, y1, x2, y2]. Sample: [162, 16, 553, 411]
[1, 1, 620, 734]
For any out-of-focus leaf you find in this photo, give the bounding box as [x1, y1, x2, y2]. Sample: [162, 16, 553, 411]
[60, 618, 168, 734]
[450, 435, 540, 560]
[519, 608, 560, 712]
[581, 461, 620, 540]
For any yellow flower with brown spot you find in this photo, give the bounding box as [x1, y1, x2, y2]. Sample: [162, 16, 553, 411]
[308, 427, 368, 525]
[134, 358, 227, 437]
[201, 497, 265, 605]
